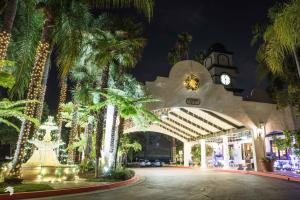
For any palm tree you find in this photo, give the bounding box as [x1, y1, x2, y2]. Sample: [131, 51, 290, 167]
[90, 88, 159, 167]
[9, 0, 153, 179]
[67, 61, 101, 163]
[9, 0, 89, 178]
[168, 32, 193, 66]
[87, 26, 145, 176]
[256, 0, 300, 78]
[0, 0, 18, 70]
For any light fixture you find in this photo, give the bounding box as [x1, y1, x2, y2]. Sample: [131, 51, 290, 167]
[161, 113, 168, 119]
[183, 74, 200, 91]
[171, 107, 181, 112]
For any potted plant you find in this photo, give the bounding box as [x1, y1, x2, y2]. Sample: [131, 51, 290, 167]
[260, 157, 276, 172]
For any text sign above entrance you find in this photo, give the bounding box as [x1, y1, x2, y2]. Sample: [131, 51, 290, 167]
[186, 98, 201, 105]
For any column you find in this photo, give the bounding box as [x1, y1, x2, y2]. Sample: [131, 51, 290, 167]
[200, 139, 207, 169]
[251, 129, 266, 171]
[184, 142, 192, 167]
[172, 138, 177, 163]
[222, 135, 230, 168]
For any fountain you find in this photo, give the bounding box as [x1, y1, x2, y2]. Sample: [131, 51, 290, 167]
[21, 116, 78, 182]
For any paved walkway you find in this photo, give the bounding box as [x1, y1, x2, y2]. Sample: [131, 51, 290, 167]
[31, 168, 300, 200]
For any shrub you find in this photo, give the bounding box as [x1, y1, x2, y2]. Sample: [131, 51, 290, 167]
[261, 156, 276, 163]
[104, 168, 135, 181]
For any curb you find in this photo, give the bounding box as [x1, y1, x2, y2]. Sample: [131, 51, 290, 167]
[0, 176, 139, 200]
[165, 166, 193, 169]
[215, 169, 300, 183]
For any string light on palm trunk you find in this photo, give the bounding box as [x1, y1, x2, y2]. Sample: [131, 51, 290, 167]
[0, 31, 11, 70]
[9, 41, 50, 178]
[57, 81, 67, 125]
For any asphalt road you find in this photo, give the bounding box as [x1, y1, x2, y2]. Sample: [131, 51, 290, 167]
[31, 168, 300, 200]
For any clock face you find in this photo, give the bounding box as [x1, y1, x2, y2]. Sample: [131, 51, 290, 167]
[220, 74, 231, 85]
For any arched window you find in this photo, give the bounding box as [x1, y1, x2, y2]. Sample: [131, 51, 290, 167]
[205, 57, 212, 67]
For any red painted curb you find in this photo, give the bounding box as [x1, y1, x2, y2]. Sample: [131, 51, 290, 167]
[215, 169, 300, 183]
[165, 166, 193, 169]
[0, 176, 139, 200]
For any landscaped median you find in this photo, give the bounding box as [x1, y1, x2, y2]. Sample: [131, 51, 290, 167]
[215, 168, 300, 183]
[0, 176, 139, 200]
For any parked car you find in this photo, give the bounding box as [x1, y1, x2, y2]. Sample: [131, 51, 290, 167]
[145, 160, 152, 167]
[139, 160, 146, 167]
[152, 160, 161, 167]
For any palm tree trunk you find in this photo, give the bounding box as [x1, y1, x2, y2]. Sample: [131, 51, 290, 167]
[84, 115, 93, 160]
[0, 0, 18, 70]
[114, 117, 124, 170]
[292, 47, 300, 79]
[9, 11, 54, 178]
[110, 109, 118, 154]
[57, 77, 68, 140]
[67, 101, 79, 164]
[35, 48, 52, 123]
[26, 49, 52, 159]
[95, 65, 110, 178]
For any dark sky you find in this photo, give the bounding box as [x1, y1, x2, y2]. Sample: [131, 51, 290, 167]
[46, 0, 278, 112]
[132, 0, 278, 92]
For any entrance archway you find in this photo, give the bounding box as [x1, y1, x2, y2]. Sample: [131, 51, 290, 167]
[125, 106, 251, 169]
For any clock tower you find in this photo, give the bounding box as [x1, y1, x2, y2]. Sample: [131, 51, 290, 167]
[203, 43, 243, 95]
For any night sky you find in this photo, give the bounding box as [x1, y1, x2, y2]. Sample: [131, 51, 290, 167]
[46, 0, 278, 112]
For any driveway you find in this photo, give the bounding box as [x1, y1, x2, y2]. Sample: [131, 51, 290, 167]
[32, 168, 300, 200]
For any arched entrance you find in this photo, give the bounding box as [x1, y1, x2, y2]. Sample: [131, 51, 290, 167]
[125, 106, 251, 169]
[124, 60, 300, 171]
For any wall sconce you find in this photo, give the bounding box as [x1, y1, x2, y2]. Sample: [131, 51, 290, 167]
[257, 122, 265, 137]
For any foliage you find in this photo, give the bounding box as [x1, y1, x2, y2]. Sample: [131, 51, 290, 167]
[191, 144, 214, 164]
[61, 102, 89, 128]
[273, 130, 292, 151]
[7, 0, 44, 99]
[254, 0, 300, 114]
[119, 134, 142, 157]
[91, 89, 159, 129]
[261, 156, 277, 163]
[66, 134, 87, 153]
[0, 60, 15, 89]
[0, 71, 15, 89]
[0, 99, 40, 131]
[104, 167, 135, 180]
[168, 32, 192, 66]
[193, 50, 206, 65]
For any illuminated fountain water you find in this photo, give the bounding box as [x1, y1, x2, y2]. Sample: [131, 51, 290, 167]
[22, 116, 78, 182]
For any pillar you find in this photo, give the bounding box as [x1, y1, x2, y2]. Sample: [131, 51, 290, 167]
[172, 138, 177, 163]
[184, 142, 192, 167]
[200, 139, 207, 168]
[251, 129, 266, 171]
[222, 135, 230, 168]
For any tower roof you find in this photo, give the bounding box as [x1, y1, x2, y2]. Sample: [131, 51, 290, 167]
[207, 43, 233, 55]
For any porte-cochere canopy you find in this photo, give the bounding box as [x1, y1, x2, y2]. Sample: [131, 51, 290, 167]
[125, 107, 245, 143]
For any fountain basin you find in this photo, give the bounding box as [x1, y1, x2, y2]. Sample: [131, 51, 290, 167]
[22, 165, 78, 182]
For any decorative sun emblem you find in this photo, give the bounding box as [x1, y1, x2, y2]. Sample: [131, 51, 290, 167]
[184, 74, 200, 91]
